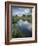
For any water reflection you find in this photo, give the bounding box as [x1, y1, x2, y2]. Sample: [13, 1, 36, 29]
[16, 19, 32, 37]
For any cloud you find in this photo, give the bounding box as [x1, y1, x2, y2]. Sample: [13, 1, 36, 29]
[24, 8, 30, 14]
[12, 7, 32, 16]
[15, 11, 25, 16]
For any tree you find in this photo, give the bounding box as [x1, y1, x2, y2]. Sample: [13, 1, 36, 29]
[22, 14, 25, 17]
[16, 15, 18, 16]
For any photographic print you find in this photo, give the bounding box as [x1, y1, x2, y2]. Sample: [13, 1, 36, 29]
[11, 6, 32, 38]
[5, 2, 37, 45]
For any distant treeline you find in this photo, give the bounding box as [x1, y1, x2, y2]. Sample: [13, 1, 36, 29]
[12, 14, 32, 24]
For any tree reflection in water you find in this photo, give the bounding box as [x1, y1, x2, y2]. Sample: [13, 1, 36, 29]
[12, 19, 32, 38]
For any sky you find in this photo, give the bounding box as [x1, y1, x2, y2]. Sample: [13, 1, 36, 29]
[11, 6, 32, 16]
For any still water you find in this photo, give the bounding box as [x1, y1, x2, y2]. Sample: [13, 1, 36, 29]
[16, 19, 32, 37]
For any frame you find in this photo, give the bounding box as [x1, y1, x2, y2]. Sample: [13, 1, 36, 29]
[5, 1, 37, 45]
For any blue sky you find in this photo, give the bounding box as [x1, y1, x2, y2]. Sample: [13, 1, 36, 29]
[11, 6, 32, 16]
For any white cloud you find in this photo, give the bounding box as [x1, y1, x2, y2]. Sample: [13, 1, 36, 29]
[24, 8, 30, 14]
[12, 8, 32, 16]
[14, 11, 25, 16]
[18, 8, 22, 10]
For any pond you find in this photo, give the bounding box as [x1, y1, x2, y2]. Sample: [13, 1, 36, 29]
[12, 19, 32, 38]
